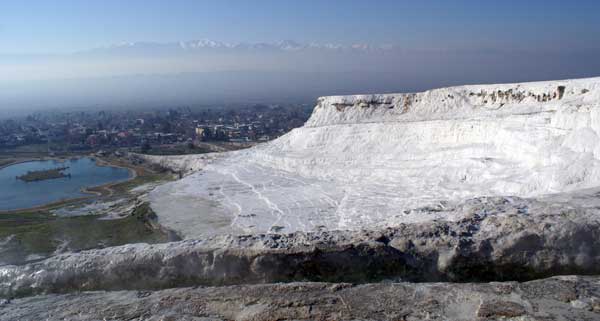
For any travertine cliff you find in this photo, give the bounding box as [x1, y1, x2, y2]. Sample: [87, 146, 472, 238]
[148, 77, 600, 238]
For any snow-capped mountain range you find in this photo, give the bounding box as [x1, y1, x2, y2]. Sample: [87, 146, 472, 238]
[85, 39, 391, 54]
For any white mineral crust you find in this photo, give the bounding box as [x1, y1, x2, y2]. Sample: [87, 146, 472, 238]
[149, 77, 600, 239]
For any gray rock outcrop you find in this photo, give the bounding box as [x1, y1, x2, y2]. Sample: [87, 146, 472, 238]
[2, 196, 600, 299]
[2, 276, 599, 320]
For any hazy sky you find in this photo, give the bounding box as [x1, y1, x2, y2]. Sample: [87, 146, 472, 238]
[1, 0, 600, 113]
[2, 0, 600, 53]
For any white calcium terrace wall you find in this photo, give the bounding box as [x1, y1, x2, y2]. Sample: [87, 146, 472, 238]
[253, 78, 600, 194]
[149, 77, 600, 238]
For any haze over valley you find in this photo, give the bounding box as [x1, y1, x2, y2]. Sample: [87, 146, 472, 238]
[3, 0, 600, 115]
[3, 41, 600, 115]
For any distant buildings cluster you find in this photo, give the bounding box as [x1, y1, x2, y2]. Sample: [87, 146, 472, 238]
[0, 104, 312, 152]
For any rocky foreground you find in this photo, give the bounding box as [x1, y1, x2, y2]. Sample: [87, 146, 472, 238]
[2, 276, 600, 321]
[2, 196, 600, 319]
[1, 196, 599, 296]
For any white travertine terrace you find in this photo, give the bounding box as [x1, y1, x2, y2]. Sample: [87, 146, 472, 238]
[149, 77, 600, 239]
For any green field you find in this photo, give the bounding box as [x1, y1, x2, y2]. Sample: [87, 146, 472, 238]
[0, 159, 15, 168]
[0, 203, 170, 266]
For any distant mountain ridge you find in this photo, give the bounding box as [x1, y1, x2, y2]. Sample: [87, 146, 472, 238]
[81, 39, 391, 55]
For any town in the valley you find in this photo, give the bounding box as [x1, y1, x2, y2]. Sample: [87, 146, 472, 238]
[0, 103, 313, 156]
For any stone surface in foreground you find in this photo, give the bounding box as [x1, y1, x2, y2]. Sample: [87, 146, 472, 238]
[2, 196, 600, 298]
[2, 276, 599, 321]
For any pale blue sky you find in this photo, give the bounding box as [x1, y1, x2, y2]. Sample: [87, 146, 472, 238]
[1, 1, 600, 112]
[2, 0, 600, 54]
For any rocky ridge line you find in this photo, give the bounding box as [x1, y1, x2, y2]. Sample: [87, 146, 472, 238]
[2, 196, 600, 298]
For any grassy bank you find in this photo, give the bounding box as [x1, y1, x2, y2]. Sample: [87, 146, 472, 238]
[0, 159, 15, 168]
[0, 203, 169, 266]
[87, 156, 173, 196]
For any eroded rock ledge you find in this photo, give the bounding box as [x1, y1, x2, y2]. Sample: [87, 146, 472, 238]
[2, 196, 600, 299]
[2, 276, 599, 320]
